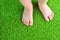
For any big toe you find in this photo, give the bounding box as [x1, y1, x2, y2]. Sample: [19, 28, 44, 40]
[29, 19, 33, 26]
[44, 16, 49, 21]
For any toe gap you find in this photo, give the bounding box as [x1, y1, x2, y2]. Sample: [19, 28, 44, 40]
[48, 16, 50, 20]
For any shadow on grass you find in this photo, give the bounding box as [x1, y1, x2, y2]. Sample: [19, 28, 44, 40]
[33, 3, 45, 20]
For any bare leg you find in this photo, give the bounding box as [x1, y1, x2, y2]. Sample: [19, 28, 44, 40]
[38, 0, 54, 21]
[20, 0, 33, 26]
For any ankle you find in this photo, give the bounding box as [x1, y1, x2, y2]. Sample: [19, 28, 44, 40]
[24, 4, 33, 9]
[38, 3, 47, 8]
[24, 4, 33, 11]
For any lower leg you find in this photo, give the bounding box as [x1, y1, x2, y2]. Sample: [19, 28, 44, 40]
[20, 0, 33, 26]
[20, 0, 32, 9]
[38, 0, 48, 6]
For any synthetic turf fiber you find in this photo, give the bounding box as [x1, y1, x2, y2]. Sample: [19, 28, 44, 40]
[0, 0, 60, 40]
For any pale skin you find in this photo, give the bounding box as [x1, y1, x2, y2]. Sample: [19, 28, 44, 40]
[20, 0, 54, 26]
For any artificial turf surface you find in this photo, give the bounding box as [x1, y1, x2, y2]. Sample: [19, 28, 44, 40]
[0, 0, 60, 40]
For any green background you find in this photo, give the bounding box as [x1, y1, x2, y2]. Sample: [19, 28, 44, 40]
[0, 0, 60, 40]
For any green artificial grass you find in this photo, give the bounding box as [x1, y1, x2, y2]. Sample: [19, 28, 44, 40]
[0, 0, 60, 40]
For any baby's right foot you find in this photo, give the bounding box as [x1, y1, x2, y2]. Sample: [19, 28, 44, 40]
[22, 6, 33, 26]
[38, 4, 54, 21]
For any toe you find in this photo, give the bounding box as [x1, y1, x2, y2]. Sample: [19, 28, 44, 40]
[29, 20, 33, 26]
[22, 18, 26, 25]
[44, 16, 49, 21]
[22, 18, 24, 21]
[49, 15, 52, 20]
[25, 20, 29, 26]
[49, 12, 54, 20]
[22, 18, 29, 26]
[22, 18, 26, 24]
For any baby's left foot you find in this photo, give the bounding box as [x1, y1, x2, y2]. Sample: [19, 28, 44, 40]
[22, 7, 33, 26]
[38, 4, 54, 21]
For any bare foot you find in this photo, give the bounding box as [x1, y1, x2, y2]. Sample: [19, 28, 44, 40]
[38, 4, 54, 21]
[22, 7, 33, 26]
